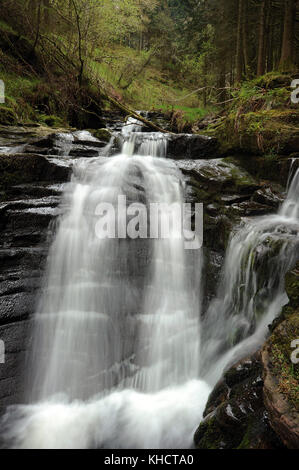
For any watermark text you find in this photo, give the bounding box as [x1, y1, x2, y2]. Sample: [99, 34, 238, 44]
[0, 339, 5, 364]
[95, 196, 203, 250]
[291, 339, 299, 365]
[291, 79, 299, 104]
[0, 79, 4, 104]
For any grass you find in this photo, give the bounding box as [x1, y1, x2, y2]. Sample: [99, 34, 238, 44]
[160, 105, 209, 122]
[0, 23, 211, 127]
[88, 45, 210, 122]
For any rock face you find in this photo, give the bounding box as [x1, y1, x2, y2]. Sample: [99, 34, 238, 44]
[263, 328, 299, 449]
[194, 353, 284, 449]
[0, 153, 69, 414]
[195, 260, 299, 449]
[167, 134, 219, 160]
[0, 124, 296, 448]
[0, 128, 113, 414]
[0, 153, 70, 194]
[179, 158, 284, 251]
[262, 261, 299, 449]
[22, 130, 112, 158]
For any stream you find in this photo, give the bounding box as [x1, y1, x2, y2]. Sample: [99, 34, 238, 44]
[0, 120, 298, 449]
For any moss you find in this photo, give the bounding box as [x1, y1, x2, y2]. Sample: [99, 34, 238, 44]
[202, 72, 299, 159]
[237, 421, 253, 449]
[285, 263, 299, 309]
[204, 109, 299, 157]
[37, 114, 65, 128]
[0, 105, 17, 125]
[194, 416, 226, 449]
[268, 312, 299, 411]
[91, 128, 112, 142]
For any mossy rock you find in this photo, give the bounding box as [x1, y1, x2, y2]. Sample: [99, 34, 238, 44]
[0, 106, 17, 125]
[91, 128, 112, 142]
[38, 114, 65, 128]
[263, 311, 299, 448]
[194, 414, 230, 449]
[194, 353, 284, 449]
[205, 109, 299, 157]
[252, 72, 295, 90]
[267, 312, 299, 412]
[285, 262, 299, 309]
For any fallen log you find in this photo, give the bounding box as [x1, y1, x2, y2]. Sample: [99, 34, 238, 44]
[101, 92, 174, 134]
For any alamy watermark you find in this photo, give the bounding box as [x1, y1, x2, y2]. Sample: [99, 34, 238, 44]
[0, 340, 5, 364]
[0, 79, 5, 104]
[291, 79, 299, 104]
[291, 339, 299, 365]
[94, 196, 203, 250]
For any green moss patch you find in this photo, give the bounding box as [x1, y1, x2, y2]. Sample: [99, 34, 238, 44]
[269, 312, 299, 411]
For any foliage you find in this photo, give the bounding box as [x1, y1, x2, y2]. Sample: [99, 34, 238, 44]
[0, 0, 298, 125]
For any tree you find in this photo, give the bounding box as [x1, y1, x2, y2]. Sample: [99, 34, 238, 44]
[236, 0, 244, 82]
[279, 0, 296, 70]
[257, 0, 267, 76]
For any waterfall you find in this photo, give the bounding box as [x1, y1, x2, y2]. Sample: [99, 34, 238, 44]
[201, 166, 299, 386]
[1, 122, 209, 449]
[1, 118, 298, 448]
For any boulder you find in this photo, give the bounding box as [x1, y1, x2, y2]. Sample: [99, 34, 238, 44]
[194, 353, 284, 449]
[167, 134, 219, 159]
[0, 153, 70, 192]
[262, 313, 299, 449]
[262, 262, 299, 449]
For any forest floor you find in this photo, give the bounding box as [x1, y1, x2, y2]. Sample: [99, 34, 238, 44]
[0, 21, 298, 143]
[0, 21, 211, 130]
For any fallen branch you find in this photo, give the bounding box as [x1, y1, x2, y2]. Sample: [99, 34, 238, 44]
[99, 89, 174, 134]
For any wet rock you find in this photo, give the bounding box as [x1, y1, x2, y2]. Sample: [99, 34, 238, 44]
[262, 313, 299, 449]
[69, 147, 101, 158]
[167, 134, 219, 159]
[22, 130, 108, 157]
[252, 187, 284, 209]
[0, 293, 36, 325]
[203, 214, 233, 252]
[91, 128, 112, 142]
[260, 262, 299, 449]
[231, 200, 273, 216]
[220, 194, 251, 205]
[194, 353, 284, 449]
[0, 146, 71, 414]
[0, 153, 70, 191]
[0, 320, 33, 414]
[203, 249, 224, 308]
[285, 261, 299, 309]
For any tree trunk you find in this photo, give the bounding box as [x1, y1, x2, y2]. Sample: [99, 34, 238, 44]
[43, 0, 50, 26]
[257, 0, 267, 76]
[218, 59, 227, 110]
[264, 0, 271, 72]
[32, 0, 42, 52]
[242, 0, 249, 74]
[279, 0, 296, 70]
[236, 0, 243, 83]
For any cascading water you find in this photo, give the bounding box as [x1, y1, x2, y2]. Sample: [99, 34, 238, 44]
[1, 121, 209, 449]
[1, 117, 298, 448]
[201, 164, 299, 386]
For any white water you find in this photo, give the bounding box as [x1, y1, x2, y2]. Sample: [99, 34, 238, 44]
[201, 164, 299, 385]
[1, 123, 209, 449]
[1, 121, 299, 448]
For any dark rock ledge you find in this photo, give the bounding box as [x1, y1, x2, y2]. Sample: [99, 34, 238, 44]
[262, 262, 299, 449]
[0, 151, 71, 415]
[194, 261, 299, 449]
